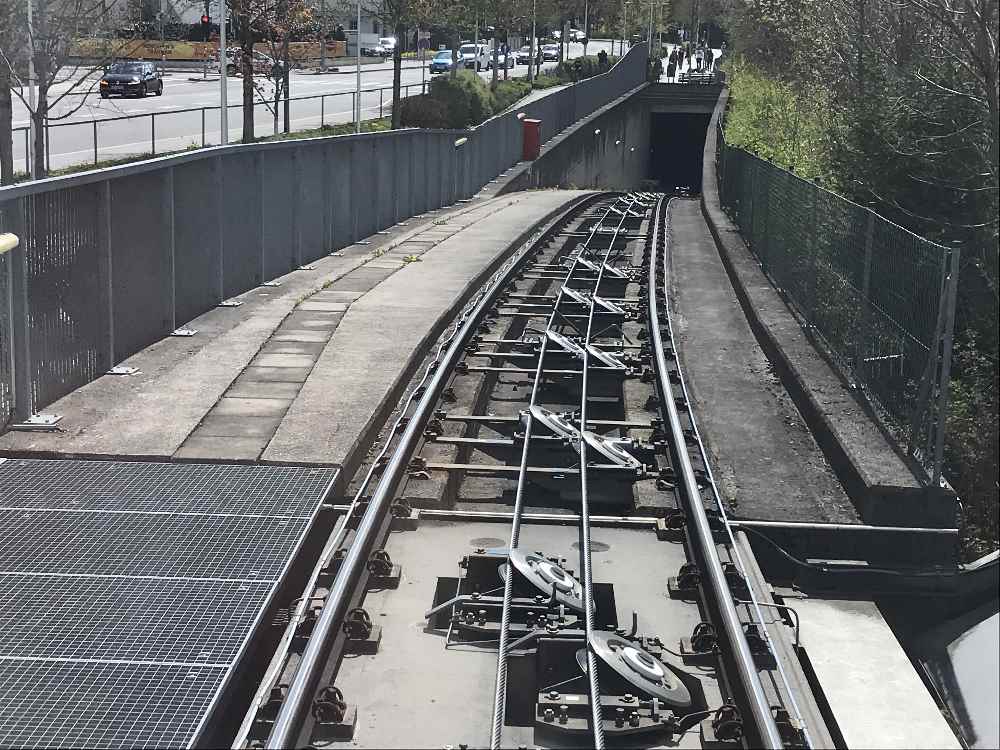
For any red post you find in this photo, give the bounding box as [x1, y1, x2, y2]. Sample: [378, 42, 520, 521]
[522, 118, 541, 161]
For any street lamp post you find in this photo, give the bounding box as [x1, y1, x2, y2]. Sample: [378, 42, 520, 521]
[219, 0, 227, 145]
[582, 0, 588, 57]
[355, 0, 361, 133]
[621, 1, 628, 57]
[27, 0, 36, 177]
[528, 0, 537, 85]
[647, 0, 653, 55]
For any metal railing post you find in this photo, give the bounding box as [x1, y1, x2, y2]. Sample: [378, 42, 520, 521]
[97, 180, 115, 370]
[854, 213, 875, 384]
[0, 232, 19, 419]
[151, 113, 156, 156]
[93, 121, 98, 165]
[321, 95, 325, 127]
[201, 108, 206, 146]
[379, 88, 383, 119]
[932, 245, 959, 486]
[7, 201, 33, 418]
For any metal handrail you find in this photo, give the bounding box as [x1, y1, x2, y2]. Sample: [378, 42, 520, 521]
[646, 195, 785, 749]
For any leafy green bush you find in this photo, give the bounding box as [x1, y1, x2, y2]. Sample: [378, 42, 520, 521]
[553, 55, 618, 82]
[429, 70, 494, 127]
[531, 74, 562, 90]
[398, 94, 452, 129]
[492, 79, 532, 112]
[722, 57, 836, 184]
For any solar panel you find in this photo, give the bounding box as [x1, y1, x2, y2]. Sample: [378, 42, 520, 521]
[0, 458, 338, 749]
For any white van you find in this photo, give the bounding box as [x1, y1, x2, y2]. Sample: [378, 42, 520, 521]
[459, 42, 490, 70]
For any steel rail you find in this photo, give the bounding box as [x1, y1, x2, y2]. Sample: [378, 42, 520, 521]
[655, 197, 818, 748]
[265, 195, 599, 748]
[571, 195, 647, 747]
[488, 194, 632, 749]
[647, 196, 785, 749]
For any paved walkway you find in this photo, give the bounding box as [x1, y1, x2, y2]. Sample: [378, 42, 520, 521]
[669, 198, 857, 522]
[0, 189, 588, 470]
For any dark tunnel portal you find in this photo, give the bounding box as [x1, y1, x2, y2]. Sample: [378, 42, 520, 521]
[649, 113, 712, 194]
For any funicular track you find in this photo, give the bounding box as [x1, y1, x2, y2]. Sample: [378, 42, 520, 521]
[239, 193, 824, 749]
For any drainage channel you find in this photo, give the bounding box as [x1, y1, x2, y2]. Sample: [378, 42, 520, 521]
[234, 192, 831, 749]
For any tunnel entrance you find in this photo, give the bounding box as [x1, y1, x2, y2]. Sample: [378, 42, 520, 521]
[648, 113, 712, 194]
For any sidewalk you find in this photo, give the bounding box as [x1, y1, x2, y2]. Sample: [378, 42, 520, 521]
[0, 188, 589, 473]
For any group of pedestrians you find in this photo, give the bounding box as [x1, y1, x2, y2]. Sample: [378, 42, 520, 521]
[664, 41, 718, 83]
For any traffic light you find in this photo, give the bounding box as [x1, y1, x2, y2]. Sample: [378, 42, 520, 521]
[201, 14, 211, 41]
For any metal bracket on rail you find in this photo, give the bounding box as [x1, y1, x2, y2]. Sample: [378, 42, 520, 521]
[679, 622, 719, 664]
[311, 685, 358, 742]
[700, 705, 745, 747]
[367, 550, 402, 589]
[667, 562, 701, 599]
[343, 607, 381, 655]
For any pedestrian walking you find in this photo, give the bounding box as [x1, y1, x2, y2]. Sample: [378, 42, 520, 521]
[667, 48, 678, 81]
[705, 47, 714, 72]
[694, 45, 704, 71]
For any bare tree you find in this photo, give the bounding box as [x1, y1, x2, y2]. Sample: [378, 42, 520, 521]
[6, 0, 134, 179]
[0, 0, 23, 184]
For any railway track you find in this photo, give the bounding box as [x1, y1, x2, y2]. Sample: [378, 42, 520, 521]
[237, 192, 829, 749]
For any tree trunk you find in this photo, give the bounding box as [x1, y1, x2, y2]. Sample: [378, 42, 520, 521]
[503, 34, 509, 80]
[0, 67, 13, 185]
[240, 16, 255, 142]
[32, 79, 48, 179]
[490, 30, 499, 90]
[391, 21, 404, 127]
[451, 32, 460, 78]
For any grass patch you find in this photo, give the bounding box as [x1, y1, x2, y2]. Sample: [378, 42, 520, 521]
[259, 117, 392, 142]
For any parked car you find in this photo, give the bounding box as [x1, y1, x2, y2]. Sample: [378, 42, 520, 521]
[459, 43, 490, 70]
[541, 44, 559, 61]
[218, 48, 279, 76]
[376, 37, 397, 57]
[485, 51, 515, 70]
[515, 45, 534, 65]
[429, 49, 454, 73]
[569, 29, 587, 41]
[99, 61, 163, 98]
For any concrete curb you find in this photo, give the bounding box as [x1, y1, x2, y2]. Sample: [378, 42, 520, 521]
[699, 88, 956, 529]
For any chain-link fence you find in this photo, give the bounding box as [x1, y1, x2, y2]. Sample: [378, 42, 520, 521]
[716, 123, 960, 482]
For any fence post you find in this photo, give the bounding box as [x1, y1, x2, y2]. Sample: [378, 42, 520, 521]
[379, 88, 384, 119]
[854, 213, 875, 383]
[151, 113, 156, 156]
[97, 181, 115, 371]
[201, 108, 206, 146]
[291, 147, 302, 268]
[164, 167, 176, 331]
[5, 202, 32, 419]
[215, 155, 225, 302]
[93, 121, 98, 166]
[321, 95, 325, 127]
[23, 129, 29, 176]
[807, 180, 820, 326]
[932, 245, 960, 485]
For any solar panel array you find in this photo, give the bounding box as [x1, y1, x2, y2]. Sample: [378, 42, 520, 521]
[0, 458, 337, 749]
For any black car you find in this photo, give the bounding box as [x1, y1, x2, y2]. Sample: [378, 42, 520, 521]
[100, 62, 163, 98]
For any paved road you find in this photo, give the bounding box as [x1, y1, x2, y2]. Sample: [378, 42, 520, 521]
[11, 40, 618, 173]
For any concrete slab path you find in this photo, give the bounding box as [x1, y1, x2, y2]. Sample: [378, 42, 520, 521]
[0, 189, 589, 471]
[669, 198, 858, 523]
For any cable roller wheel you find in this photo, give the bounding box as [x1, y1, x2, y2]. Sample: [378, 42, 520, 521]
[498, 549, 587, 613]
[577, 632, 693, 708]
